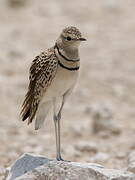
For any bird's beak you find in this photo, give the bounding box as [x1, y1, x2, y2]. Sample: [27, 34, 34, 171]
[79, 37, 87, 41]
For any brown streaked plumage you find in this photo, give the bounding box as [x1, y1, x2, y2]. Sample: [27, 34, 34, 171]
[21, 26, 86, 161]
[21, 48, 58, 124]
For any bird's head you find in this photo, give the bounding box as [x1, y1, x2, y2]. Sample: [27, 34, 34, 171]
[56, 26, 86, 49]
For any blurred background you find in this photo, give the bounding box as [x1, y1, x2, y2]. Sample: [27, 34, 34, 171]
[0, 0, 135, 171]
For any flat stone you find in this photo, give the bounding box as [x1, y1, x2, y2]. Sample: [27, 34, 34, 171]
[7, 153, 50, 180]
[6, 153, 135, 180]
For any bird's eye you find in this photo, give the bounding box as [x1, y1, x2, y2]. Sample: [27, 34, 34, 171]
[66, 36, 72, 41]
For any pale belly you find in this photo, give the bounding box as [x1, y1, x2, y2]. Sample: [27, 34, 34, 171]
[41, 66, 79, 102]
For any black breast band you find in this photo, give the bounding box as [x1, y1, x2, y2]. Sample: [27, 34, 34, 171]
[58, 60, 79, 71]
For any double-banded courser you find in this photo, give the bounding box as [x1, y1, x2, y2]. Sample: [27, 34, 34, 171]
[21, 26, 86, 161]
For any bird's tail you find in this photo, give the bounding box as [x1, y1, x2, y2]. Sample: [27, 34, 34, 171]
[35, 101, 52, 130]
[20, 87, 38, 125]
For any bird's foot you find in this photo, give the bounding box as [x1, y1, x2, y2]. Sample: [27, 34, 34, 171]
[57, 157, 64, 161]
[56, 156, 70, 162]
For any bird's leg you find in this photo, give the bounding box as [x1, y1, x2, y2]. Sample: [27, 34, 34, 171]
[53, 97, 65, 161]
[54, 114, 63, 161]
[57, 98, 64, 121]
[53, 89, 72, 161]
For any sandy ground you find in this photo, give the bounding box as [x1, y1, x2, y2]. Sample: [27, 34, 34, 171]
[0, 0, 135, 171]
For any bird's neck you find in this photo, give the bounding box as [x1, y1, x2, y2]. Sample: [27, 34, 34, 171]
[55, 43, 80, 61]
[54, 43, 80, 70]
[62, 46, 79, 60]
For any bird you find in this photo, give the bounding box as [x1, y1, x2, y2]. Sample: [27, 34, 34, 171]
[20, 26, 86, 161]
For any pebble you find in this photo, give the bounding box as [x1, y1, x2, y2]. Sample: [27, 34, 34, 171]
[70, 122, 89, 137]
[0, 166, 9, 179]
[7, 0, 27, 8]
[75, 141, 98, 153]
[91, 104, 121, 135]
[127, 151, 135, 173]
[90, 152, 109, 164]
[115, 152, 126, 159]
[64, 145, 81, 158]
[103, 0, 119, 10]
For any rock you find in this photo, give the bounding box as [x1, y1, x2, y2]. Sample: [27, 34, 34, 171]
[103, 0, 119, 10]
[116, 152, 126, 159]
[0, 166, 9, 180]
[7, 0, 27, 8]
[7, 153, 135, 180]
[97, 131, 111, 138]
[64, 145, 81, 158]
[91, 104, 121, 135]
[71, 123, 85, 137]
[90, 152, 109, 164]
[7, 153, 50, 180]
[70, 120, 90, 137]
[127, 151, 135, 173]
[75, 141, 98, 153]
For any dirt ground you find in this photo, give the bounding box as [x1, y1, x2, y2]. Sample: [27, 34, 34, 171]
[0, 0, 135, 171]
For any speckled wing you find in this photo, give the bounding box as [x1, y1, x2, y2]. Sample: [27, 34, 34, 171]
[21, 48, 58, 124]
